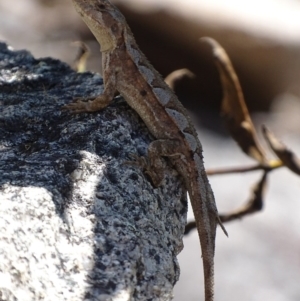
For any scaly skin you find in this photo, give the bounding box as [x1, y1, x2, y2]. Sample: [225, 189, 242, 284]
[66, 1, 227, 300]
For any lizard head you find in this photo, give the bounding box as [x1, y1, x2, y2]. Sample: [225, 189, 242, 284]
[71, 0, 126, 52]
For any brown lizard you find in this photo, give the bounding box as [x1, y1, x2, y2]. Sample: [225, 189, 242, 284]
[65, 1, 227, 300]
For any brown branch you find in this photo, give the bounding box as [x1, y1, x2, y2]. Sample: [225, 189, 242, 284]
[164, 68, 195, 90]
[206, 159, 283, 176]
[201, 37, 267, 163]
[207, 164, 265, 175]
[72, 41, 90, 72]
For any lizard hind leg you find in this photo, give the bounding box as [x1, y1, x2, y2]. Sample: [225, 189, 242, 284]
[125, 139, 183, 187]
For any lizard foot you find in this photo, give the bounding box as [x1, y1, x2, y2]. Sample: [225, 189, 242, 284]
[62, 94, 111, 113]
[62, 97, 98, 113]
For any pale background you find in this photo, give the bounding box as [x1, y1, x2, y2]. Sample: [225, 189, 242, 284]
[1, 0, 300, 300]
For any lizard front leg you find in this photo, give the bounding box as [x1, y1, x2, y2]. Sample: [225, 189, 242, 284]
[63, 71, 117, 113]
[131, 139, 183, 187]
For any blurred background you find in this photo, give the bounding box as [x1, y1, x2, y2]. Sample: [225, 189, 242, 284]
[1, 0, 299, 300]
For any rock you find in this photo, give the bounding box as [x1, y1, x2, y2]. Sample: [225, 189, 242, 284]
[0, 43, 187, 301]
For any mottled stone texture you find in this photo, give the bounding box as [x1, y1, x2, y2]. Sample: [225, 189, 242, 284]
[0, 43, 187, 301]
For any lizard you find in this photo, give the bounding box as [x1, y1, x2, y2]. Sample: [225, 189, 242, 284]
[65, 0, 227, 300]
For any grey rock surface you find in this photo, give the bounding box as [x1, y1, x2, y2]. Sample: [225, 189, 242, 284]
[0, 43, 187, 301]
